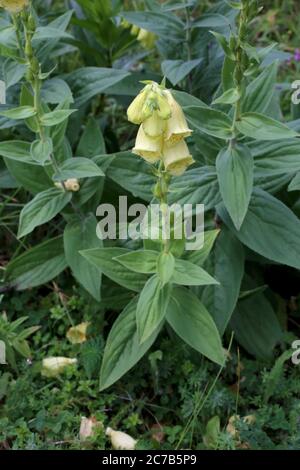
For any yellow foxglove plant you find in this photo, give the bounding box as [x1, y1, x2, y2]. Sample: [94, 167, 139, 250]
[128, 81, 194, 177]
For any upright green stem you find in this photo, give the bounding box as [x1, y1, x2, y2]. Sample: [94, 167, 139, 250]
[154, 162, 171, 253]
[231, 2, 250, 137]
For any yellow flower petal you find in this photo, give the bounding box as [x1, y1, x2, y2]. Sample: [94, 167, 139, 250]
[142, 112, 166, 138]
[133, 125, 162, 163]
[165, 91, 193, 145]
[162, 140, 194, 176]
[127, 86, 151, 124]
[41, 357, 77, 378]
[0, 0, 28, 12]
[66, 322, 89, 344]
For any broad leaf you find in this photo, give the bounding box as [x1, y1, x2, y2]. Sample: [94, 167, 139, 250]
[171, 259, 218, 286]
[80, 247, 148, 292]
[137, 274, 171, 343]
[114, 250, 158, 274]
[18, 187, 72, 238]
[216, 143, 254, 229]
[166, 287, 225, 365]
[100, 297, 160, 390]
[185, 106, 233, 139]
[218, 188, 300, 270]
[64, 214, 102, 300]
[5, 236, 66, 290]
[53, 157, 104, 181]
[236, 113, 298, 140]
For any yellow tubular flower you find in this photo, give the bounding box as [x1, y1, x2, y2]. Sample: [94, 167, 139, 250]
[41, 357, 77, 378]
[133, 125, 162, 163]
[162, 140, 194, 176]
[137, 28, 156, 49]
[0, 0, 28, 12]
[142, 112, 166, 138]
[164, 91, 193, 145]
[127, 85, 151, 124]
[66, 322, 89, 344]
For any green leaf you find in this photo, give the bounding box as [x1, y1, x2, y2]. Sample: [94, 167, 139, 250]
[76, 117, 106, 157]
[184, 106, 233, 139]
[288, 171, 300, 191]
[242, 62, 278, 114]
[100, 296, 160, 390]
[30, 138, 53, 165]
[5, 236, 67, 290]
[64, 214, 102, 301]
[236, 113, 298, 140]
[0, 106, 36, 120]
[263, 350, 293, 404]
[122, 11, 184, 41]
[107, 151, 155, 201]
[171, 259, 218, 286]
[52, 157, 104, 181]
[161, 59, 202, 86]
[166, 287, 225, 365]
[216, 143, 254, 230]
[41, 78, 74, 104]
[157, 252, 175, 285]
[114, 250, 158, 274]
[137, 275, 171, 343]
[0, 141, 33, 163]
[213, 87, 240, 105]
[202, 228, 245, 334]
[4, 158, 52, 194]
[80, 247, 148, 292]
[185, 229, 220, 266]
[210, 31, 235, 60]
[222, 56, 235, 92]
[40, 109, 76, 127]
[67, 67, 130, 107]
[18, 187, 72, 238]
[192, 13, 230, 28]
[218, 188, 300, 270]
[169, 166, 221, 210]
[230, 291, 282, 360]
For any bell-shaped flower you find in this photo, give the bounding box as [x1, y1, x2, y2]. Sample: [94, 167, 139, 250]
[137, 28, 156, 49]
[162, 140, 194, 176]
[133, 125, 162, 163]
[66, 322, 89, 344]
[165, 91, 193, 145]
[106, 427, 137, 450]
[127, 85, 151, 124]
[0, 0, 28, 12]
[41, 357, 77, 378]
[142, 112, 166, 138]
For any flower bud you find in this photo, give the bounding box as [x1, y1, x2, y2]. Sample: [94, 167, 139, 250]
[132, 125, 162, 163]
[106, 427, 137, 450]
[130, 24, 140, 36]
[127, 85, 151, 124]
[162, 140, 194, 176]
[41, 357, 77, 378]
[66, 322, 89, 344]
[65, 178, 80, 192]
[0, 0, 28, 13]
[137, 28, 156, 49]
[164, 91, 192, 145]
